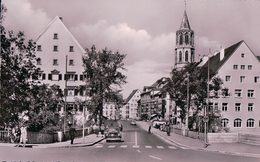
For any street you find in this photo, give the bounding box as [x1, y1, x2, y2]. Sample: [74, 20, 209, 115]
[0, 120, 259, 162]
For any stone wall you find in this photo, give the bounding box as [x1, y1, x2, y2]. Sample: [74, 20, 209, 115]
[208, 133, 238, 143]
[239, 133, 260, 145]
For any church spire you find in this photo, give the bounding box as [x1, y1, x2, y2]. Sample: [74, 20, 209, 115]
[180, 10, 191, 30]
[174, 0, 195, 69]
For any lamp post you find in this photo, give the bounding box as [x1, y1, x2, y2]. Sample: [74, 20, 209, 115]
[204, 55, 210, 148]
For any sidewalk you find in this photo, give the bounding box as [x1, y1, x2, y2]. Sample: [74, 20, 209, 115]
[0, 134, 105, 148]
[137, 121, 260, 158]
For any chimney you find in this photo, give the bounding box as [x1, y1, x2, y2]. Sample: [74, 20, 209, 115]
[220, 48, 225, 61]
[59, 17, 63, 21]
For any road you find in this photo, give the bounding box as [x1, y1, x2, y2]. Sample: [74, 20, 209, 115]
[0, 120, 259, 162]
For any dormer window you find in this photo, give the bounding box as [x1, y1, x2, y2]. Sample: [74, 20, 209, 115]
[37, 45, 42, 51]
[53, 33, 58, 39]
[69, 46, 74, 52]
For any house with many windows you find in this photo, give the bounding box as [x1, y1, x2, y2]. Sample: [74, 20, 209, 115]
[35, 16, 87, 115]
[121, 89, 141, 120]
[203, 40, 260, 133]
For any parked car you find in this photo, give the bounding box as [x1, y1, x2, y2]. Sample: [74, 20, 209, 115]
[130, 120, 136, 125]
[152, 120, 166, 129]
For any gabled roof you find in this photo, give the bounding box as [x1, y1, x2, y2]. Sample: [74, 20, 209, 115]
[203, 40, 243, 74]
[124, 89, 139, 104]
[36, 16, 85, 54]
[180, 11, 191, 30]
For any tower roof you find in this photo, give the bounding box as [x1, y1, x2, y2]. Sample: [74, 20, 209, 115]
[180, 10, 191, 30]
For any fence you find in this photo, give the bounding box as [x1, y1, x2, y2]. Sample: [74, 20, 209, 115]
[0, 127, 93, 144]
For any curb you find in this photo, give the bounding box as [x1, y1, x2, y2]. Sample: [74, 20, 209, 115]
[62, 137, 106, 148]
[138, 122, 260, 158]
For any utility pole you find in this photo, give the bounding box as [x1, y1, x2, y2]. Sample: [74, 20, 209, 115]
[63, 55, 68, 134]
[185, 73, 190, 136]
[204, 54, 210, 148]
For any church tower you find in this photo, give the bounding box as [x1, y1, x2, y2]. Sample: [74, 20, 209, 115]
[175, 9, 195, 69]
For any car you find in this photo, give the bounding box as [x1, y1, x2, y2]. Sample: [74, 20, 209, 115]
[152, 120, 166, 129]
[130, 120, 136, 125]
[105, 128, 122, 142]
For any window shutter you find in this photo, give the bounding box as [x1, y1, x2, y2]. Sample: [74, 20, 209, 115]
[48, 74, 52, 80]
[75, 74, 78, 81]
[80, 75, 83, 81]
[64, 89, 68, 96]
[74, 89, 78, 96]
[59, 74, 62, 80]
[42, 73, 46, 80]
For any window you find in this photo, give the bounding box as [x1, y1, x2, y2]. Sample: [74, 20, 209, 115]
[254, 76, 259, 83]
[233, 65, 238, 70]
[241, 53, 244, 58]
[36, 58, 41, 65]
[248, 65, 252, 70]
[241, 65, 245, 70]
[185, 51, 189, 62]
[248, 103, 254, 112]
[53, 59, 58, 65]
[247, 90, 254, 98]
[68, 89, 74, 96]
[247, 119, 254, 127]
[222, 88, 230, 97]
[65, 74, 76, 81]
[69, 46, 74, 52]
[221, 118, 229, 128]
[235, 103, 241, 111]
[222, 103, 228, 111]
[69, 59, 74, 66]
[53, 33, 58, 39]
[42, 73, 46, 80]
[225, 76, 231, 82]
[179, 51, 182, 62]
[52, 74, 59, 81]
[37, 45, 42, 51]
[234, 118, 242, 128]
[53, 45, 58, 52]
[185, 33, 189, 44]
[209, 102, 213, 112]
[52, 59, 59, 66]
[234, 89, 242, 97]
[240, 76, 245, 83]
[179, 35, 183, 45]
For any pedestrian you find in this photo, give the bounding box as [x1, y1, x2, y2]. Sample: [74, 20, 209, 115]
[19, 125, 27, 147]
[148, 122, 152, 134]
[166, 122, 171, 136]
[69, 124, 76, 145]
[100, 123, 105, 136]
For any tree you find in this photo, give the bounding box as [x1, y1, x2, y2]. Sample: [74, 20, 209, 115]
[164, 63, 224, 131]
[82, 45, 126, 125]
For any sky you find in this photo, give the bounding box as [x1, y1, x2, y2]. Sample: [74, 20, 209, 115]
[3, 0, 260, 98]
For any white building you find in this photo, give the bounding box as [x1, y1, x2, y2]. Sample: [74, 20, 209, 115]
[121, 89, 141, 120]
[103, 102, 118, 120]
[35, 16, 87, 113]
[204, 41, 260, 133]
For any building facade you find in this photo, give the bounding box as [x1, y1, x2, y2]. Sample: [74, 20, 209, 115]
[35, 16, 87, 116]
[204, 41, 260, 133]
[121, 89, 141, 120]
[139, 78, 174, 121]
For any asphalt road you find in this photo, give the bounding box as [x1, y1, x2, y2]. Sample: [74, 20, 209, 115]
[0, 120, 259, 162]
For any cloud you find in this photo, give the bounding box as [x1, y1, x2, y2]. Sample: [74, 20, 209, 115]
[71, 20, 175, 66]
[3, 0, 51, 39]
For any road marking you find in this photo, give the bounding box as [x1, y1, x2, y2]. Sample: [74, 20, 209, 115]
[95, 145, 103, 148]
[135, 131, 138, 146]
[133, 145, 140, 148]
[120, 145, 127, 148]
[137, 149, 141, 153]
[149, 155, 162, 161]
[108, 145, 116, 148]
[168, 146, 177, 149]
[156, 146, 164, 149]
[145, 145, 152, 149]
